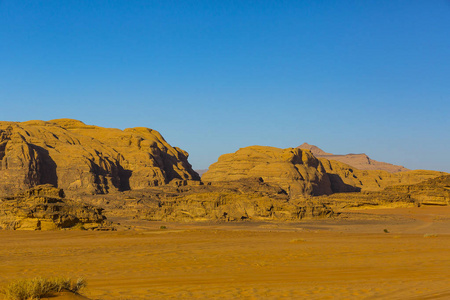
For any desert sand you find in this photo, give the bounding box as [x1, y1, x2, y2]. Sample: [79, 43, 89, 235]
[1, 206, 449, 300]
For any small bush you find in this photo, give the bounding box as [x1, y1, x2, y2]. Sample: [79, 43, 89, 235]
[424, 233, 438, 238]
[0, 276, 86, 300]
[289, 238, 306, 243]
[160, 225, 167, 229]
[383, 229, 389, 233]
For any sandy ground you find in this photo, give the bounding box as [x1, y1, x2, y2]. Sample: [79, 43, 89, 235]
[1, 206, 449, 299]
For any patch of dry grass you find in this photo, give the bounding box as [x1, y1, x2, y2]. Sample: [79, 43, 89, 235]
[0, 277, 86, 300]
[289, 238, 306, 243]
[423, 233, 438, 238]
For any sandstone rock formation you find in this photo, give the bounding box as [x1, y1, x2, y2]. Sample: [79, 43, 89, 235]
[201, 145, 446, 207]
[318, 175, 450, 209]
[383, 174, 450, 206]
[0, 184, 111, 230]
[1, 119, 447, 226]
[202, 146, 333, 198]
[319, 158, 446, 192]
[298, 143, 333, 156]
[80, 178, 335, 222]
[298, 143, 409, 173]
[0, 119, 199, 197]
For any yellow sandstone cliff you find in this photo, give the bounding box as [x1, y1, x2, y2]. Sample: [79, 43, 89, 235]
[202, 146, 333, 198]
[0, 119, 199, 196]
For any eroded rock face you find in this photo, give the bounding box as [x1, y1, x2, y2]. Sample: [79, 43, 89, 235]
[318, 175, 450, 209]
[0, 119, 200, 196]
[319, 158, 447, 193]
[298, 143, 409, 173]
[149, 196, 333, 222]
[0, 185, 111, 230]
[200, 145, 446, 201]
[383, 175, 450, 206]
[79, 178, 335, 222]
[202, 146, 332, 198]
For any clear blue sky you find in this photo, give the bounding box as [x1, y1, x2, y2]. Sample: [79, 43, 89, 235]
[1, 1, 449, 172]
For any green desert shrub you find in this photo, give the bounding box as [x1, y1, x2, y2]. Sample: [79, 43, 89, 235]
[0, 276, 86, 300]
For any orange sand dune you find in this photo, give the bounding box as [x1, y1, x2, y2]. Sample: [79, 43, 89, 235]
[1, 207, 449, 299]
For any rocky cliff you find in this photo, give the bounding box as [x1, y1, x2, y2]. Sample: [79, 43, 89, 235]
[0, 119, 199, 196]
[202, 146, 332, 198]
[298, 143, 409, 173]
[0, 185, 111, 230]
[318, 175, 450, 209]
[0, 120, 447, 226]
[382, 174, 450, 206]
[79, 178, 335, 222]
[319, 158, 446, 192]
[202, 145, 446, 198]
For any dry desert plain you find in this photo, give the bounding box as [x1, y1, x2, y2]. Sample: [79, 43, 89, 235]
[1, 206, 450, 300]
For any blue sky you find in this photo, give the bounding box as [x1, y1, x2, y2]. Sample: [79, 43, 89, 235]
[1, 1, 449, 172]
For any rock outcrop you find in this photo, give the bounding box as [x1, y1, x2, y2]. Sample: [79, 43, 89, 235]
[201, 145, 446, 207]
[298, 143, 333, 156]
[298, 143, 409, 173]
[382, 175, 450, 206]
[202, 146, 332, 198]
[80, 178, 335, 222]
[319, 158, 447, 192]
[1, 120, 447, 226]
[318, 175, 450, 209]
[0, 119, 199, 196]
[0, 185, 111, 230]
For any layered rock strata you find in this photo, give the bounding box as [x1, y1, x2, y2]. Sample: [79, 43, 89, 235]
[202, 146, 333, 198]
[318, 175, 450, 209]
[319, 158, 447, 192]
[202, 145, 446, 202]
[0, 119, 199, 196]
[298, 143, 409, 173]
[0, 185, 111, 230]
[80, 178, 335, 222]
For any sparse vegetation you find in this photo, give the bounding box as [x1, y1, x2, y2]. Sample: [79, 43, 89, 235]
[0, 277, 86, 300]
[383, 229, 389, 233]
[160, 225, 167, 229]
[424, 233, 438, 238]
[290, 238, 306, 243]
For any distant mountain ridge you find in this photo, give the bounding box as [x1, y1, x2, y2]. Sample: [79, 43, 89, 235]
[195, 169, 209, 177]
[298, 143, 409, 173]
